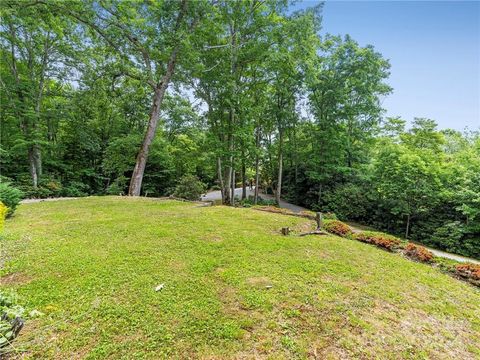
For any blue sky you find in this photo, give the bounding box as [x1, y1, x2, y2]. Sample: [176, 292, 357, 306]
[296, 1, 479, 131]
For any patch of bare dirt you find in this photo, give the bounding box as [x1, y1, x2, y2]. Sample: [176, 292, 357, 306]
[1, 272, 32, 286]
[246, 276, 272, 289]
[291, 220, 316, 234]
[346, 300, 479, 359]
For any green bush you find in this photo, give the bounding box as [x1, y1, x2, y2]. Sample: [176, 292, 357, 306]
[17, 177, 62, 199]
[62, 181, 90, 197]
[173, 174, 206, 201]
[106, 176, 128, 195]
[0, 183, 23, 218]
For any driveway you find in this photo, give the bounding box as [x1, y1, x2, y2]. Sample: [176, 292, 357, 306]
[201, 187, 307, 213]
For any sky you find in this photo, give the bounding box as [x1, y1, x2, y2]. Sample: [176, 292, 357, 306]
[295, 1, 480, 131]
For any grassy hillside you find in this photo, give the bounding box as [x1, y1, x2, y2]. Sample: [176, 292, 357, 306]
[2, 197, 479, 359]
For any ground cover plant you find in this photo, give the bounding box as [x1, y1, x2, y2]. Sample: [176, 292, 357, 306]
[352, 231, 403, 251]
[1, 197, 479, 359]
[404, 243, 434, 263]
[322, 219, 352, 237]
[455, 263, 480, 286]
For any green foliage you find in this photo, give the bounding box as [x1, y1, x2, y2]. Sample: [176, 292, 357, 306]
[17, 177, 63, 199]
[61, 181, 90, 197]
[429, 222, 479, 259]
[173, 174, 206, 201]
[0, 183, 22, 218]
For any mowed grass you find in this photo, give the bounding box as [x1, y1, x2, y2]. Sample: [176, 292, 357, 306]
[1, 197, 479, 359]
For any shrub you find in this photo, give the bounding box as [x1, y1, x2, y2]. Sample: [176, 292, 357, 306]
[17, 177, 62, 199]
[323, 212, 338, 220]
[173, 174, 206, 201]
[353, 231, 402, 251]
[0, 183, 23, 218]
[0, 202, 7, 230]
[106, 176, 128, 195]
[18, 184, 51, 199]
[62, 181, 90, 197]
[323, 219, 352, 237]
[455, 263, 480, 285]
[404, 243, 434, 263]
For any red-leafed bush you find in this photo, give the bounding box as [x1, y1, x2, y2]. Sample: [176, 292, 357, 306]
[323, 220, 352, 237]
[353, 231, 401, 251]
[404, 243, 434, 263]
[455, 263, 480, 286]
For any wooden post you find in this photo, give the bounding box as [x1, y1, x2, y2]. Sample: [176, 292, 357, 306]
[281, 227, 290, 236]
[316, 212, 323, 229]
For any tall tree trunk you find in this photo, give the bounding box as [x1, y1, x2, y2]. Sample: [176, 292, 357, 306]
[224, 132, 234, 204]
[217, 157, 225, 204]
[128, 0, 188, 196]
[33, 145, 42, 179]
[224, 162, 231, 204]
[128, 47, 179, 196]
[241, 155, 246, 200]
[317, 183, 322, 205]
[276, 129, 283, 205]
[28, 146, 38, 188]
[230, 169, 235, 206]
[9, 22, 40, 188]
[254, 128, 260, 204]
[405, 214, 411, 239]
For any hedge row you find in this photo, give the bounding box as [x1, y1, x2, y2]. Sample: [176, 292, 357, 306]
[320, 218, 478, 287]
[352, 231, 401, 251]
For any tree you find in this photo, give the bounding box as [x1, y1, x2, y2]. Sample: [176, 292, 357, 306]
[39, 0, 213, 195]
[1, 3, 74, 187]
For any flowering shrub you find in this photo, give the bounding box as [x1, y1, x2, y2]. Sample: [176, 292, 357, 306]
[0, 201, 6, 231]
[455, 263, 480, 286]
[404, 243, 434, 262]
[353, 231, 401, 251]
[323, 220, 352, 237]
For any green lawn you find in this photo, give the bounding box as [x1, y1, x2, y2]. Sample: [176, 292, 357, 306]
[2, 197, 479, 359]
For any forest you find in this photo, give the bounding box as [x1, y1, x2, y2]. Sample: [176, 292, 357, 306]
[1, 0, 479, 258]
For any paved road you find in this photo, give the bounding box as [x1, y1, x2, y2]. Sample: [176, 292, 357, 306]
[201, 187, 307, 213]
